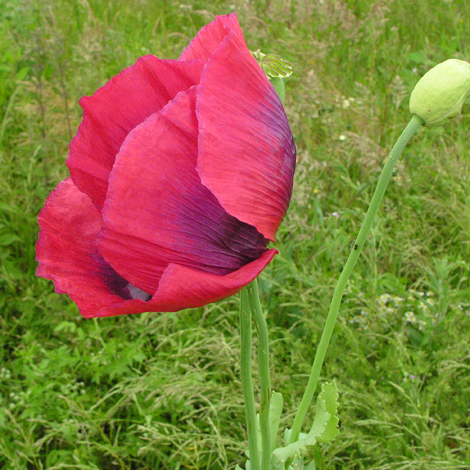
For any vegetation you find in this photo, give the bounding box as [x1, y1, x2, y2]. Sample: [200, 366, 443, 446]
[1, 0, 469, 468]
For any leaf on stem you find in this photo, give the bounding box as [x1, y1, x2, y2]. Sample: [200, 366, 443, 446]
[271, 381, 339, 468]
[316, 381, 339, 443]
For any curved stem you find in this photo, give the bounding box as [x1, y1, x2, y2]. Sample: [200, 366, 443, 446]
[240, 287, 260, 470]
[249, 279, 272, 470]
[289, 115, 424, 444]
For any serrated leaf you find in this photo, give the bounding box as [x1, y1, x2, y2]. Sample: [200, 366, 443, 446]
[272, 399, 329, 464]
[316, 381, 339, 443]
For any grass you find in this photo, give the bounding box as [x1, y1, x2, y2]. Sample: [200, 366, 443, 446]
[1, 0, 470, 468]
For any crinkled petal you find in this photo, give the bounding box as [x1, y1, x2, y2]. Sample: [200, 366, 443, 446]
[196, 16, 296, 241]
[36, 179, 275, 318]
[99, 86, 270, 296]
[145, 249, 277, 313]
[36, 178, 152, 318]
[179, 13, 239, 61]
[67, 56, 204, 210]
[94, 250, 276, 317]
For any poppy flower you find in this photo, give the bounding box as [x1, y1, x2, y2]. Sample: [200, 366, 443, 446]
[36, 13, 296, 318]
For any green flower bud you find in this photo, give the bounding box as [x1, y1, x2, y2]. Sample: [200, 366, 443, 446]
[409, 59, 470, 127]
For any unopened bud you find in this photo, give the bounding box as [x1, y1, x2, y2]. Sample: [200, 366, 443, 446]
[409, 59, 470, 127]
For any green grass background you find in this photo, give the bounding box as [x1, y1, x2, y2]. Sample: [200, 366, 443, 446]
[1, 0, 470, 468]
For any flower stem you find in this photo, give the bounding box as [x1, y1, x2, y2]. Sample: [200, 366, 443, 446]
[249, 279, 272, 470]
[240, 286, 260, 470]
[289, 114, 424, 444]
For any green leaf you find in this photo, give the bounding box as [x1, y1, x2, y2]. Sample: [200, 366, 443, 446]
[316, 381, 339, 443]
[271, 382, 339, 468]
[0, 233, 21, 245]
[272, 399, 329, 465]
[269, 391, 283, 453]
[0, 202, 18, 213]
[16, 67, 29, 81]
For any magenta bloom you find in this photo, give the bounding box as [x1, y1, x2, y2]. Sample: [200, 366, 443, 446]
[36, 13, 296, 318]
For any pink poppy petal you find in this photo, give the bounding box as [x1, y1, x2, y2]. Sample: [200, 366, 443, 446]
[196, 18, 296, 241]
[88, 249, 276, 317]
[179, 13, 240, 61]
[99, 86, 270, 296]
[36, 179, 277, 318]
[36, 178, 153, 318]
[67, 56, 204, 210]
[147, 249, 277, 312]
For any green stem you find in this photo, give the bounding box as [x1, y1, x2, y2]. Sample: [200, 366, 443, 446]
[270, 77, 285, 105]
[249, 279, 272, 470]
[289, 115, 424, 444]
[240, 287, 260, 470]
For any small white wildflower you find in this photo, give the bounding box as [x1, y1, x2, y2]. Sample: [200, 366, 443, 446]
[0, 367, 11, 380]
[404, 311, 417, 323]
[378, 293, 392, 303]
[419, 301, 430, 315]
[377, 294, 392, 310]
